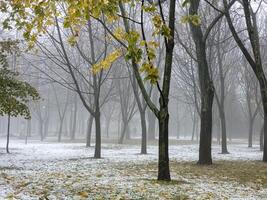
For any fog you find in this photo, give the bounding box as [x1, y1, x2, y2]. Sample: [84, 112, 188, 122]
[0, 0, 267, 199]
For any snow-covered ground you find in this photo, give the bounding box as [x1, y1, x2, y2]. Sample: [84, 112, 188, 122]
[0, 139, 266, 199]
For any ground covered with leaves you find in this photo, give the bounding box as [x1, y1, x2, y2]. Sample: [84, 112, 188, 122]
[0, 140, 267, 199]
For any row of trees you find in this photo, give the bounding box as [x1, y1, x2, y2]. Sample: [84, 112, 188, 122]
[1, 0, 267, 181]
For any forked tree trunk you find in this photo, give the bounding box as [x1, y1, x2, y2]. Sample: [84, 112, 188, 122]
[223, 0, 267, 162]
[189, 0, 214, 165]
[119, 0, 175, 181]
[156, 0, 176, 180]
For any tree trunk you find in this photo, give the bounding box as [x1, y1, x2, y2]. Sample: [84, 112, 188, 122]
[39, 120, 44, 141]
[6, 115, 10, 154]
[25, 119, 31, 144]
[58, 119, 63, 142]
[140, 111, 147, 154]
[44, 117, 49, 139]
[71, 95, 78, 140]
[94, 110, 101, 158]
[189, 0, 214, 165]
[217, 122, 221, 145]
[86, 114, 94, 147]
[220, 108, 229, 153]
[119, 120, 127, 144]
[105, 117, 111, 138]
[261, 90, 267, 161]
[191, 111, 196, 141]
[223, 0, 267, 162]
[125, 124, 131, 140]
[260, 124, 264, 151]
[157, 103, 170, 180]
[198, 90, 214, 164]
[248, 119, 253, 147]
[148, 105, 156, 140]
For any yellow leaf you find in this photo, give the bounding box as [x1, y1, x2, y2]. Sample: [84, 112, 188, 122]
[78, 191, 89, 198]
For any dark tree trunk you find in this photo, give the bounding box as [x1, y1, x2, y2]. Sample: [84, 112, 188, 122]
[156, 0, 175, 181]
[189, 0, 214, 165]
[220, 108, 229, 153]
[6, 115, 10, 154]
[94, 109, 101, 158]
[86, 114, 94, 147]
[157, 102, 170, 180]
[119, 0, 175, 181]
[140, 111, 147, 154]
[198, 90, 214, 164]
[261, 91, 267, 161]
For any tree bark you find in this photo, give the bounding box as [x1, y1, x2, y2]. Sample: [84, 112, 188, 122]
[189, 0, 214, 164]
[220, 109, 228, 153]
[261, 90, 267, 161]
[140, 111, 147, 154]
[94, 109, 101, 158]
[157, 102, 170, 180]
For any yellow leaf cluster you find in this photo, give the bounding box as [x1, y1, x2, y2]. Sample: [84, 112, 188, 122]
[140, 62, 159, 84]
[92, 49, 122, 74]
[181, 14, 201, 26]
